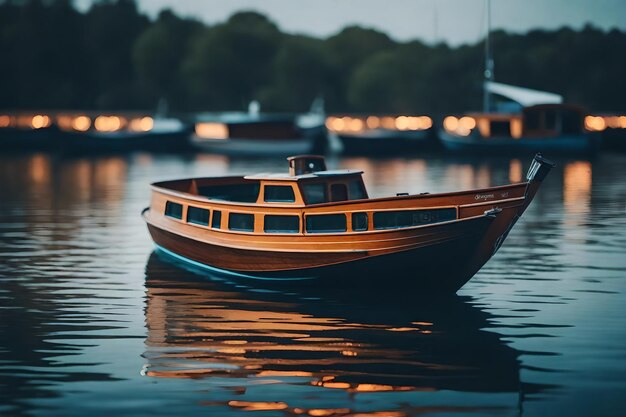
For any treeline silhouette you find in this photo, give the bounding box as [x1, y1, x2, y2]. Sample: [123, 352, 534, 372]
[1, 0, 625, 114]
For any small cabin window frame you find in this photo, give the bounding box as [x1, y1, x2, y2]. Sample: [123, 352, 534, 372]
[264, 214, 300, 234]
[301, 182, 328, 205]
[305, 213, 347, 234]
[228, 212, 255, 232]
[330, 183, 348, 202]
[164, 201, 183, 220]
[264, 185, 296, 203]
[211, 210, 222, 229]
[186, 206, 210, 226]
[351, 212, 368, 232]
[373, 208, 456, 230]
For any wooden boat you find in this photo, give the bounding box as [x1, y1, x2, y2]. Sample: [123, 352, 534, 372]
[142, 153, 554, 292]
[326, 115, 438, 155]
[191, 112, 327, 156]
[439, 104, 601, 154]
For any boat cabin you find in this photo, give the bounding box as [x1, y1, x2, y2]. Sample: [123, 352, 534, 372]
[465, 104, 585, 139]
[150, 153, 483, 237]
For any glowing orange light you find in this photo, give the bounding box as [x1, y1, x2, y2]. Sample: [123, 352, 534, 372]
[443, 116, 459, 132]
[509, 159, 523, 183]
[320, 382, 350, 389]
[256, 370, 313, 377]
[348, 118, 364, 132]
[381, 116, 395, 129]
[94, 115, 122, 132]
[0, 115, 11, 128]
[606, 116, 620, 129]
[584, 116, 606, 132]
[354, 384, 395, 392]
[228, 401, 288, 411]
[195, 122, 228, 139]
[395, 116, 410, 130]
[130, 116, 153, 132]
[419, 116, 432, 129]
[366, 116, 380, 129]
[308, 409, 351, 416]
[459, 116, 476, 130]
[619, 116, 626, 129]
[510, 118, 522, 138]
[72, 116, 91, 131]
[31, 114, 51, 129]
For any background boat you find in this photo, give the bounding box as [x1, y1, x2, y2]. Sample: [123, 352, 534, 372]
[190, 101, 327, 156]
[0, 112, 58, 150]
[327, 114, 438, 155]
[440, 100, 601, 155]
[56, 112, 192, 153]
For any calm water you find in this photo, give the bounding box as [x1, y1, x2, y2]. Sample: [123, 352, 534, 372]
[1, 151, 625, 417]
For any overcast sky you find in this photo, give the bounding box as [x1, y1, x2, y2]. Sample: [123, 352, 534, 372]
[76, 0, 626, 45]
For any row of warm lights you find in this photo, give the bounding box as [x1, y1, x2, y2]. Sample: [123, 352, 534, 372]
[443, 116, 477, 136]
[195, 122, 229, 139]
[585, 115, 626, 131]
[325, 116, 432, 133]
[0, 114, 154, 132]
[0, 114, 52, 129]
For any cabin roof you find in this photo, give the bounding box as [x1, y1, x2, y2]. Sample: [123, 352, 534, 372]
[244, 169, 363, 182]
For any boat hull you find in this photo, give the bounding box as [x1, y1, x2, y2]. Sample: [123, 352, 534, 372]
[439, 130, 600, 154]
[337, 129, 438, 155]
[146, 213, 496, 292]
[191, 126, 327, 156]
[59, 128, 192, 153]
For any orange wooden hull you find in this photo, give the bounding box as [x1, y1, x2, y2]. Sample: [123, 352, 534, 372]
[146, 213, 496, 291]
[143, 154, 554, 292]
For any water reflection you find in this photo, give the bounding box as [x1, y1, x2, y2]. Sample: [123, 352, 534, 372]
[143, 252, 553, 415]
[1, 151, 624, 416]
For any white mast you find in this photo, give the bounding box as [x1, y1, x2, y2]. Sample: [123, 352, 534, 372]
[483, 0, 494, 112]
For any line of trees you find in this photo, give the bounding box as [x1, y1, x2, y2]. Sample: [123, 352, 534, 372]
[1, 0, 625, 113]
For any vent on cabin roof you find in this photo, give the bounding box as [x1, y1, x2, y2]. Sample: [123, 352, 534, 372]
[287, 155, 327, 176]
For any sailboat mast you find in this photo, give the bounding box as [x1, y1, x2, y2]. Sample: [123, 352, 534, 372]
[483, 0, 494, 112]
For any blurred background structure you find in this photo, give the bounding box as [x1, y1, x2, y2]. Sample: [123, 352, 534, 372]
[1, 0, 625, 115]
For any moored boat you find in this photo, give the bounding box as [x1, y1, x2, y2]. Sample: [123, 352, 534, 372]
[191, 101, 327, 156]
[0, 112, 59, 150]
[440, 104, 600, 154]
[56, 113, 192, 153]
[326, 115, 437, 155]
[142, 153, 554, 292]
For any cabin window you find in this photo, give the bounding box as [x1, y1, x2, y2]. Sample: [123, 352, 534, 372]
[374, 208, 456, 230]
[164, 201, 183, 220]
[330, 183, 348, 202]
[306, 214, 347, 233]
[352, 212, 368, 231]
[302, 183, 327, 204]
[264, 185, 296, 203]
[264, 215, 300, 233]
[525, 112, 541, 131]
[187, 206, 209, 226]
[348, 180, 367, 200]
[545, 110, 557, 130]
[229, 213, 254, 232]
[212, 210, 222, 229]
[198, 183, 260, 203]
[490, 120, 511, 137]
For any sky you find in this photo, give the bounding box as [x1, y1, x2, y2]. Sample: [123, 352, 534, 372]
[77, 0, 626, 45]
